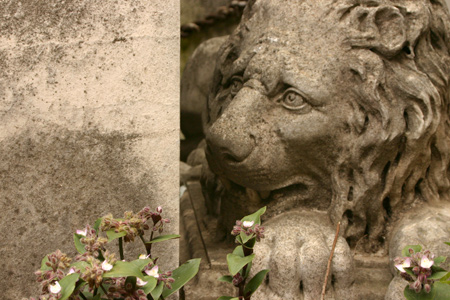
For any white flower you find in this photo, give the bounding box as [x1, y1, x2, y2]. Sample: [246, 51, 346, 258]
[242, 221, 254, 228]
[49, 281, 61, 294]
[420, 256, 434, 269]
[395, 257, 411, 273]
[157, 206, 163, 213]
[145, 265, 159, 278]
[68, 268, 76, 274]
[102, 260, 113, 271]
[76, 229, 87, 236]
[136, 278, 148, 286]
[139, 254, 150, 259]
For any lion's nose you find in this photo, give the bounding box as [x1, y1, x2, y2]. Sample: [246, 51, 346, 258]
[205, 87, 260, 163]
[206, 130, 255, 163]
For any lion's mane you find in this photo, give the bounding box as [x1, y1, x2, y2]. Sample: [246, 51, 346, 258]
[328, 0, 450, 250]
[209, 0, 450, 250]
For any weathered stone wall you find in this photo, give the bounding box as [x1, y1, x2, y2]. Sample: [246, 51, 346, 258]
[0, 1, 179, 299]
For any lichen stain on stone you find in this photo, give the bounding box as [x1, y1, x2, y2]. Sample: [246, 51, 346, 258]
[0, 0, 89, 42]
[0, 0, 144, 45]
[0, 128, 154, 221]
[0, 127, 156, 298]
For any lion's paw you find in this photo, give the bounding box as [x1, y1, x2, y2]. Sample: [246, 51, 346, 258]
[250, 210, 356, 300]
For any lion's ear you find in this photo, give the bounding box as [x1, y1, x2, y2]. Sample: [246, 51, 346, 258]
[348, 5, 407, 57]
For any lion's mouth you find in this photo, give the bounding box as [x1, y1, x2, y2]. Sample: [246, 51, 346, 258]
[251, 183, 308, 201]
[219, 175, 330, 214]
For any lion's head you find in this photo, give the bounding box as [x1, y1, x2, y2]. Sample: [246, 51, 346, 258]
[203, 0, 450, 250]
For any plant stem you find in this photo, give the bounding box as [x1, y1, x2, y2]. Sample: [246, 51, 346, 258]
[79, 292, 88, 300]
[321, 222, 341, 300]
[238, 246, 254, 300]
[147, 230, 155, 258]
[119, 237, 124, 260]
[93, 287, 98, 296]
[140, 234, 152, 257]
[100, 284, 109, 296]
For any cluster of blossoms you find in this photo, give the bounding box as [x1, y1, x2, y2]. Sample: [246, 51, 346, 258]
[81, 251, 116, 289]
[142, 260, 175, 289]
[24, 250, 72, 300]
[23, 207, 180, 300]
[101, 206, 170, 242]
[231, 220, 265, 242]
[395, 249, 437, 293]
[76, 225, 108, 258]
[106, 277, 148, 300]
[35, 250, 71, 295]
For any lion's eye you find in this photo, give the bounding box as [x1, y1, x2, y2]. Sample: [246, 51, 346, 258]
[281, 89, 310, 111]
[230, 76, 244, 96]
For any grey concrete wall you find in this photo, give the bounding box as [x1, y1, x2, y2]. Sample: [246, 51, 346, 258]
[0, 1, 179, 299]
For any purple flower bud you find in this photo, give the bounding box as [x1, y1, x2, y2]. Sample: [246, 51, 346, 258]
[413, 280, 422, 293]
[418, 273, 427, 283]
[424, 284, 431, 293]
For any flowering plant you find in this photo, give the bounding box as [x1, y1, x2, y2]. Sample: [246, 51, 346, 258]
[217, 207, 268, 300]
[395, 244, 450, 299]
[23, 206, 200, 300]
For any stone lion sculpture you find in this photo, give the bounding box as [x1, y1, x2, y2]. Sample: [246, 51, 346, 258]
[184, 0, 450, 298]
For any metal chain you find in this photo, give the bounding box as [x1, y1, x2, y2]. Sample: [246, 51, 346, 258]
[181, 0, 248, 38]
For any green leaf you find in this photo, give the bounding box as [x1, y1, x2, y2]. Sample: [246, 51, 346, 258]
[241, 206, 266, 225]
[40, 255, 51, 271]
[125, 276, 137, 291]
[91, 294, 101, 300]
[161, 258, 201, 298]
[218, 275, 233, 283]
[106, 230, 127, 242]
[73, 233, 87, 254]
[432, 266, 447, 273]
[103, 261, 145, 279]
[404, 282, 450, 300]
[130, 258, 152, 270]
[227, 253, 255, 276]
[239, 231, 255, 244]
[402, 245, 422, 257]
[142, 276, 158, 294]
[244, 261, 252, 279]
[440, 272, 450, 283]
[146, 234, 180, 244]
[232, 246, 244, 257]
[217, 297, 239, 300]
[243, 237, 256, 249]
[445, 242, 450, 246]
[150, 281, 164, 299]
[429, 272, 448, 280]
[93, 218, 102, 233]
[244, 269, 269, 298]
[434, 256, 447, 265]
[59, 273, 81, 300]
